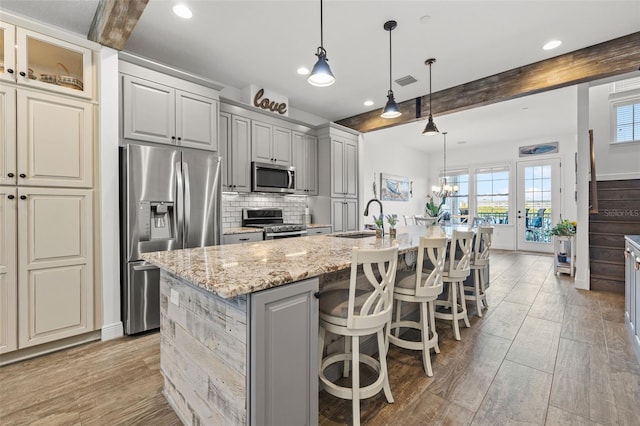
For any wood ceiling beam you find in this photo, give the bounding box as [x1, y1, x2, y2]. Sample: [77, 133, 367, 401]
[336, 31, 640, 133]
[88, 0, 149, 50]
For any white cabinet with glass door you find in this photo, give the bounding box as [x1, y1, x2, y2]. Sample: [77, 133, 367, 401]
[0, 22, 93, 99]
[516, 159, 561, 253]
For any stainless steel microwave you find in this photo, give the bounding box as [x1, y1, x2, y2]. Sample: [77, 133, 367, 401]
[252, 162, 296, 193]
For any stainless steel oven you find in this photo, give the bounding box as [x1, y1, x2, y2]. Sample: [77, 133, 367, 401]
[243, 208, 307, 239]
[252, 162, 296, 193]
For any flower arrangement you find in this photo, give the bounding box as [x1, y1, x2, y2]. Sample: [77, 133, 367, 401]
[426, 195, 445, 218]
[549, 218, 577, 236]
[386, 214, 398, 229]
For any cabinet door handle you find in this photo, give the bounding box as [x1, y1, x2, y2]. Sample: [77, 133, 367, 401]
[177, 137, 182, 141]
[19, 71, 26, 77]
[7, 195, 14, 200]
[20, 195, 27, 200]
[171, 136, 176, 140]
[19, 173, 26, 178]
[314, 291, 321, 299]
[239, 238, 249, 241]
[7, 173, 14, 178]
[7, 69, 14, 74]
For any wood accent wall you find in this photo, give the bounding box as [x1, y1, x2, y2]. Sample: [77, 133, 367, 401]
[589, 179, 640, 292]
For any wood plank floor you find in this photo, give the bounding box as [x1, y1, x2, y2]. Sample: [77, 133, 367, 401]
[1, 251, 638, 425]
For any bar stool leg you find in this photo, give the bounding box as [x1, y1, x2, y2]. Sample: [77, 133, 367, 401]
[451, 282, 461, 341]
[474, 269, 483, 317]
[343, 337, 351, 377]
[428, 300, 440, 354]
[351, 336, 361, 426]
[377, 330, 394, 403]
[394, 299, 402, 337]
[420, 301, 433, 376]
[459, 281, 471, 328]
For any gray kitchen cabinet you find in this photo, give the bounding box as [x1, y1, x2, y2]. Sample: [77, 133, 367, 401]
[330, 136, 357, 199]
[331, 198, 358, 233]
[625, 237, 640, 363]
[220, 112, 251, 192]
[293, 132, 318, 195]
[250, 278, 318, 426]
[122, 74, 218, 152]
[222, 231, 263, 245]
[251, 120, 292, 166]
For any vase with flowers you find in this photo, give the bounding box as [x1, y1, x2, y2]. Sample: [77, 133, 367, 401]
[386, 214, 398, 238]
[426, 195, 446, 222]
[373, 214, 384, 238]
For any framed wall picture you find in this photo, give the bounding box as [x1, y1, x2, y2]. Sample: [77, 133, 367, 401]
[380, 174, 410, 201]
[519, 141, 559, 157]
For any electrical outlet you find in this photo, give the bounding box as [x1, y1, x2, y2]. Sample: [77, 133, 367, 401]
[170, 289, 179, 306]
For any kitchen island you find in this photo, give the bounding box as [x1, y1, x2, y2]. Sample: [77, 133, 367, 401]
[142, 225, 459, 426]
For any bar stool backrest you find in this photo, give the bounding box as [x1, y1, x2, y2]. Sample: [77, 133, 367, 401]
[347, 245, 399, 331]
[473, 226, 493, 267]
[447, 230, 473, 279]
[415, 237, 448, 297]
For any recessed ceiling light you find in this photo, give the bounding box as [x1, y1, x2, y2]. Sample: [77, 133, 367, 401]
[543, 40, 562, 50]
[173, 4, 193, 19]
[297, 67, 310, 75]
[364, 100, 374, 106]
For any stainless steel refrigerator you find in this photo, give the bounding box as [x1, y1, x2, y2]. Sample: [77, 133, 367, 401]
[120, 144, 221, 334]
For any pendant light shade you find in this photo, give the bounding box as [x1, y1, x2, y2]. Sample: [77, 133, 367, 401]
[308, 0, 335, 87]
[422, 58, 439, 136]
[381, 20, 401, 119]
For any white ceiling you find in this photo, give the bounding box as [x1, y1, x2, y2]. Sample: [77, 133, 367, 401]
[1, 0, 638, 152]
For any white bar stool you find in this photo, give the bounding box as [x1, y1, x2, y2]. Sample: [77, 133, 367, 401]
[465, 226, 493, 317]
[434, 230, 473, 341]
[388, 236, 448, 376]
[318, 245, 399, 426]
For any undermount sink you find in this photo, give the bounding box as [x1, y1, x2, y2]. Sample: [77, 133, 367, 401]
[332, 231, 377, 239]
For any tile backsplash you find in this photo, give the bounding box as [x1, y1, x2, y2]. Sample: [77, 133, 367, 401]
[222, 193, 308, 229]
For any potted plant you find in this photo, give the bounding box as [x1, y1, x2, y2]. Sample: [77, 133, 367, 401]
[386, 214, 398, 238]
[426, 195, 446, 221]
[549, 218, 576, 262]
[373, 214, 384, 238]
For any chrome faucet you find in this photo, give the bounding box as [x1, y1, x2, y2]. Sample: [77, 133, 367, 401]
[364, 198, 384, 235]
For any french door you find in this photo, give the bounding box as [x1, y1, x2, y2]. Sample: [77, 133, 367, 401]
[516, 158, 561, 253]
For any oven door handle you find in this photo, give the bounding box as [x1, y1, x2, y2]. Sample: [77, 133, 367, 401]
[265, 230, 308, 238]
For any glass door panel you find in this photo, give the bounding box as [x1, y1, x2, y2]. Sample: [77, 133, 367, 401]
[516, 159, 560, 253]
[0, 22, 16, 82]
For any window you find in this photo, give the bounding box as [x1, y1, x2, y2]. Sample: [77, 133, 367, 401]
[441, 170, 469, 220]
[475, 166, 510, 224]
[613, 100, 640, 143]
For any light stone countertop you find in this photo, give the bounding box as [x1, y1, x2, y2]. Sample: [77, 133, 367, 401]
[143, 225, 463, 299]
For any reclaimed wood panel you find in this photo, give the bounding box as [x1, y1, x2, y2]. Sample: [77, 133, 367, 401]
[88, 0, 149, 50]
[337, 32, 640, 133]
[589, 179, 640, 291]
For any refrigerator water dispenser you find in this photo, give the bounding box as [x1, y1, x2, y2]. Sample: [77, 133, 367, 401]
[138, 201, 174, 241]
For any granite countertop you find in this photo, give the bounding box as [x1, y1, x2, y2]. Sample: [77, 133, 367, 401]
[223, 227, 264, 235]
[626, 235, 640, 250]
[143, 225, 455, 299]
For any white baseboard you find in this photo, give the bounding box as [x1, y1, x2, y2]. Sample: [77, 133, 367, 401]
[101, 321, 124, 341]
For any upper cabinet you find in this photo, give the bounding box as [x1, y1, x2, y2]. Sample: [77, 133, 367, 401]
[251, 120, 292, 166]
[220, 111, 251, 192]
[330, 136, 358, 198]
[122, 75, 219, 152]
[0, 23, 93, 99]
[293, 132, 317, 195]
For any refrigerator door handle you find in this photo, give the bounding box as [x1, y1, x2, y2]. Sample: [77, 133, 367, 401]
[183, 161, 191, 243]
[132, 263, 158, 272]
[175, 161, 184, 245]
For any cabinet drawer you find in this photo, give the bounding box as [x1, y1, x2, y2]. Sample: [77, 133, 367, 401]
[308, 226, 332, 235]
[223, 232, 263, 245]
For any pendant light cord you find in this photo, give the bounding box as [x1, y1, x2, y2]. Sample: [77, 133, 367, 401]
[320, 0, 324, 49]
[429, 61, 433, 115]
[388, 28, 392, 92]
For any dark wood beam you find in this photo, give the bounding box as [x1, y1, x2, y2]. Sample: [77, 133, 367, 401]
[336, 31, 640, 133]
[88, 0, 149, 50]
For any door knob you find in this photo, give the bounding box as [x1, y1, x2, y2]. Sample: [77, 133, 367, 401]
[20, 195, 27, 200]
[7, 173, 14, 178]
[19, 173, 26, 178]
[7, 195, 14, 200]
[19, 71, 26, 77]
[7, 69, 14, 74]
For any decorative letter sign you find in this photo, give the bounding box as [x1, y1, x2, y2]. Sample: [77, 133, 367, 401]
[247, 85, 289, 116]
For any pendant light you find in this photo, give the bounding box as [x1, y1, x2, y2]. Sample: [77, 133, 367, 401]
[422, 58, 439, 135]
[381, 20, 401, 118]
[432, 132, 459, 198]
[308, 0, 335, 87]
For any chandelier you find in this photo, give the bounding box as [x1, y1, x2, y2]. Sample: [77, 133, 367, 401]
[431, 132, 459, 198]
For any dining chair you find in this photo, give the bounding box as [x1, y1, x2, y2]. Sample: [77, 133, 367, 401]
[318, 245, 399, 426]
[451, 214, 469, 224]
[414, 215, 438, 226]
[389, 236, 447, 376]
[403, 214, 416, 225]
[434, 230, 473, 340]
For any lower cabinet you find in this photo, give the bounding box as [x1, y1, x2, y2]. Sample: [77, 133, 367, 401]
[625, 237, 640, 363]
[307, 226, 332, 236]
[331, 198, 358, 233]
[0, 187, 93, 354]
[250, 278, 319, 426]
